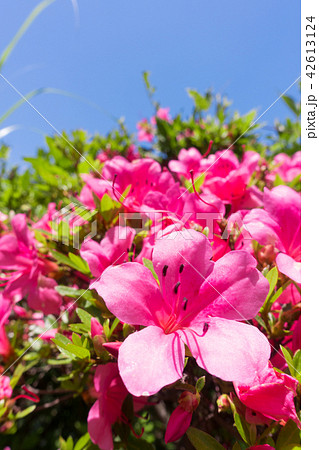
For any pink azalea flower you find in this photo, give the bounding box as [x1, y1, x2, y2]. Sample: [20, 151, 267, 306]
[80, 226, 136, 278]
[249, 446, 275, 450]
[234, 362, 300, 427]
[91, 317, 104, 338]
[201, 150, 263, 211]
[87, 363, 146, 450]
[243, 186, 301, 283]
[94, 229, 270, 396]
[0, 295, 12, 358]
[0, 214, 62, 314]
[81, 157, 176, 214]
[33, 202, 57, 232]
[165, 391, 199, 443]
[266, 151, 301, 184]
[150, 107, 171, 125]
[136, 119, 155, 142]
[0, 375, 12, 400]
[168, 147, 205, 178]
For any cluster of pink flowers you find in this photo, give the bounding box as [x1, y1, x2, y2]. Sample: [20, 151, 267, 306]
[0, 140, 301, 448]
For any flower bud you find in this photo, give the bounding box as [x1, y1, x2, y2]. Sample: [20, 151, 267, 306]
[217, 394, 231, 413]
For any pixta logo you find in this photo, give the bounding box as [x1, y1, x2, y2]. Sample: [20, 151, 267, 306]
[51, 203, 97, 249]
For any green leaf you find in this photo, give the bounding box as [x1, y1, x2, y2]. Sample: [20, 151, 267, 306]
[55, 286, 93, 304]
[0, 0, 56, 71]
[187, 89, 212, 111]
[280, 345, 295, 376]
[15, 405, 37, 419]
[292, 349, 301, 382]
[74, 433, 91, 450]
[234, 413, 251, 444]
[72, 332, 82, 346]
[68, 253, 90, 274]
[76, 308, 94, 328]
[187, 427, 225, 450]
[276, 420, 301, 450]
[127, 435, 155, 449]
[143, 258, 159, 284]
[282, 95, 300, 116]
[52, 333, 90, 360]
[195, 376, 205, 393]
[51, 250, 82, 271]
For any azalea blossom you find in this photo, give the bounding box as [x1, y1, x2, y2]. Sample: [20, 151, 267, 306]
[94, 229, 270, 396]
[0, 295, 11, 358]
[80, 226, 136, 278]
[165, 391, 199, 443]
[87, 362, 146, 450]
[243, 185, 301, 283]
[0, 214, 62, 314]
[234, 362, 300, 427]
[0, 375, 12, 400]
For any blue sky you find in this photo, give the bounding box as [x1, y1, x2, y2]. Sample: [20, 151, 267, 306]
[1, 0, 300, 167]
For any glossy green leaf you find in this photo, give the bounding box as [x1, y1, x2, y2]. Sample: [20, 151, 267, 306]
[187, 427, 225, 450]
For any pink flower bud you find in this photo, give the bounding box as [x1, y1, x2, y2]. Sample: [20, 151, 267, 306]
[91, 317, 104, 338]
[217, 394, 231, 412]
[0, 376, 12, 400]
[165, 391, 199, 443]
[165, 406, 192, 443]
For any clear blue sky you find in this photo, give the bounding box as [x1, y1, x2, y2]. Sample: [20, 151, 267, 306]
[0, 0, 300, 167]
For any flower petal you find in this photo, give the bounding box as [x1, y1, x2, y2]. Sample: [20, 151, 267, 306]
[88, 400, 114, 450]
[118, 326, 185, 396]
[276, 253, 301, 283]
[93, 263, 164, 326]
[182, 318, 270, 384]
[196, 251, 269, 321]
[152, 229, 213, 310]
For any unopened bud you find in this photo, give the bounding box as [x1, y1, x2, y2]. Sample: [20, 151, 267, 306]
[257, 244, 276, 265]
[217, 394, 231, 413]
[178, 391, 200, 413]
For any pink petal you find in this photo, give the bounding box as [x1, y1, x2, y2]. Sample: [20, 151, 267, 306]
[118, 326, 185, 396]
[197, 251, 269, 321]
[264, 186, 301, 251]
[165, 406, 192, 443]
[88, 400, 114, 450]
[182, 318, 270, 384]
[93, 263, 164, 326]
[276, 253, 301, 283]
[80, 239, 110, 278]
[152, 229, 213, 310]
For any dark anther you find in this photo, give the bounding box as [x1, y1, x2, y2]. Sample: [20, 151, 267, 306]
[179, 264, 184, 274]
[126, 248, 130, 253]
[174, 281, 181, 294]
[203, 322, 209, 334]
[162, 265, 168, 277]
[182, 297, 188, 310]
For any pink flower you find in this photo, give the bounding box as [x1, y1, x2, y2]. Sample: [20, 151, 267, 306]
[150, 107, 171, 125]
[201, 150, 263, 211]
[0, 214, 62, 314]
[165, 391, 199, 443]
[0, 375, 12, 400]
[168, 147, 204, 178]
[136, 119, 155, 142]
[94, 229, 270, 396]
[267, 152, 301, 183]
[234, 362, 300, 427]
[243, 186, 301, 283]
[91, 317, 104, 338]
[0, 295, 12, 358]
[80, 226, 136, 278]
[87, 363, 145, 450]
[249, 446, 275, 450]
